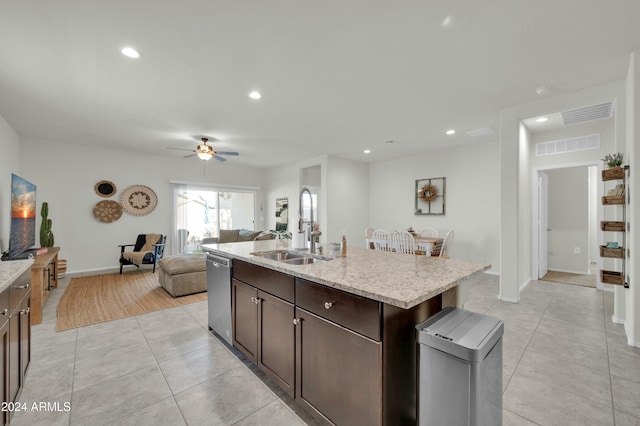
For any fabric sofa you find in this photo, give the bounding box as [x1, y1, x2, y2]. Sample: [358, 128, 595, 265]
[202, 229, 274, 244]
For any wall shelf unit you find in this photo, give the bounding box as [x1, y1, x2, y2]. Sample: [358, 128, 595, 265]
[600, 165, 629, 288]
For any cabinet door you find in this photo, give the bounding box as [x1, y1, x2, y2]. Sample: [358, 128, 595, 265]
[258, 290, 294, 396]
[8, 312, 19, 404]
[19, 296, 31, 385]
[232, 279, 258, 362]
[296, 308, 382, 426]
[0, 319, 9, 426]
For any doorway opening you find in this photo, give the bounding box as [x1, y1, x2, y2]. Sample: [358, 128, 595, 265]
[535, 164, 599, 288]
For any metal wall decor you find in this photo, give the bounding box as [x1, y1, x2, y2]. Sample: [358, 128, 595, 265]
[120, 185, 158, 216]
[415, 177, 446, 215]
[94, 180, 117, 197]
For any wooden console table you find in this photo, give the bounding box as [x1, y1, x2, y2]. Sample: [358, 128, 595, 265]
[30, 247, 59, 325]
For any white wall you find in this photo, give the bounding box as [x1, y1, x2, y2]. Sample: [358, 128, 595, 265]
[625, 51, 639, 345]
[326, 156, 369, 247]
[369, 140, 500, 272]
[19, 137, 266, 273]
[500, 79, 626, 302]
[265, 156, 329, 238]
[0, 114, 21, 253]
[546, 167, 589, 273]
[264, 155, 369, 249]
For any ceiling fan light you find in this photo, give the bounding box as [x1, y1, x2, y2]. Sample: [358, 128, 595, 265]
[197, 151, 213, 161]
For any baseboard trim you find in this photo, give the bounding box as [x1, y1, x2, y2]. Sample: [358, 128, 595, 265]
[611, 315, 625, 325]
[484, 270, 500, 276]
[547, 268, 590, 275]
[499, 295, 519, 303]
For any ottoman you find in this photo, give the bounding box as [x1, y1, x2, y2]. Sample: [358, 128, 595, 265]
[158, 255, 207, 297]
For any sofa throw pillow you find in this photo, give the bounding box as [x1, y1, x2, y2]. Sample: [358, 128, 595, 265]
[218, 229, 240, 243]
[238, 229, 262, 241]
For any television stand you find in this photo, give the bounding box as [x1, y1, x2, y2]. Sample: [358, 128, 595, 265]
[30, 247, 59, 325]
[1, 248, 38, 261]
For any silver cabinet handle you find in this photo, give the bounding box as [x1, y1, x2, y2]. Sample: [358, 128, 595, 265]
[250, 297, 260, 305]
[293, 318, 300, 325]
[324, 301, 335, 310]
[20, 307, 30, 315]
[17, 283, 30, 289]
[0, 309, 7, 316]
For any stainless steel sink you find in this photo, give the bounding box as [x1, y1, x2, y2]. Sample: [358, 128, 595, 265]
[281, 256, 325, 265]
[250, 250, 331, 265]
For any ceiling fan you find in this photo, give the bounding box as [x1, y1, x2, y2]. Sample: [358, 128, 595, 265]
[168, 137, 239, 161]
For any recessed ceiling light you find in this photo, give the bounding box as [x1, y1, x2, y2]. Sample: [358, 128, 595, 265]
[121, 47, 141, 59]
[536, 117, 549, 123]
[248, 91, 262, 100]
[446, 129, 455, 135]
[363, 149, 371, 154]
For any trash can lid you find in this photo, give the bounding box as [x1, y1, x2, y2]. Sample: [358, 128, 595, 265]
[416, 307, 503, 363]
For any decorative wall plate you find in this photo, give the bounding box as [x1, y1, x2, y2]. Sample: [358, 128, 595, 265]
[94, 180, 117, 197]
[93, 200, 123, 223]
[120, 185, 158, 216]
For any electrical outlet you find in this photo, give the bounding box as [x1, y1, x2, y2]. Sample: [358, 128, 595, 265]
[574, 246, 581, 255]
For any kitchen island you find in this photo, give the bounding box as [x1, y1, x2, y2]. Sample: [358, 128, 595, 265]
[203, 240, 490, 426]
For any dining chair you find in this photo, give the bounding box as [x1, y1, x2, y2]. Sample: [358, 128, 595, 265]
[364, 227, 375, 249]
[418, 227, 438, 238]
[436, 230, 454, 258]
[371, 229, 392, 252]
[392, 231, 416, 255]
[417, 227, 438, 254]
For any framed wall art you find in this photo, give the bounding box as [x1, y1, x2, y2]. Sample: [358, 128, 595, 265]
[415, 177, 446, 215]
[275, 197, 289, 231]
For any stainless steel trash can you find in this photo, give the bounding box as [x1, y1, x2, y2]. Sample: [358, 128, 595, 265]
[416, 307, 503, 426]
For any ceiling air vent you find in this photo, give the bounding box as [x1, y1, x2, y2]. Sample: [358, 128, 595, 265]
[466, 127, 494, 137]
[561, 102, 613, 126]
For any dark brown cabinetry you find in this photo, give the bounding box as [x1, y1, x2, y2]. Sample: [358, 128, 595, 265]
[232, 261, 295, 396]
[295, 307, 382, 425]
[1, 269, 32, 425]
[229, 258, 444, 425]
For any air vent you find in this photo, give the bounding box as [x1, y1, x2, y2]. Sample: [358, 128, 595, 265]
[561, 102, 613, 126]
[535, 134, 600, 157]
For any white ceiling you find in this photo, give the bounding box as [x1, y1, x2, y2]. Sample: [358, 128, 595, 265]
[1, 1, 639, 169]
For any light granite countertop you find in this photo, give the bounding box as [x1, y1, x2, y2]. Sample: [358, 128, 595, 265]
[0, 259, 33, 293]
[202, 240, 490, 309]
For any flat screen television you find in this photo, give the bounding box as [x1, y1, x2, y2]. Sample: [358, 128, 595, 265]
[7, 174, 37, 259]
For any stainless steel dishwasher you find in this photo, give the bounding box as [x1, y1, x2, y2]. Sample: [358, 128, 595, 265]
[206, 253, 233, 345]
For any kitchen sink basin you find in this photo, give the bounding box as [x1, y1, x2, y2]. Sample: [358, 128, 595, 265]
[250, 250, 331, 265]
[281, 256, 325, 265]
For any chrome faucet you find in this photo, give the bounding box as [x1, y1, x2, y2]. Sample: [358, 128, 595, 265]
[299, 187, 321, 253]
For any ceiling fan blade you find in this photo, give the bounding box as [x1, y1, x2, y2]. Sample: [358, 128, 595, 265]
[184, 153, 197, 158]
[213, 155, 227, 162]
[168, 147, 196, 152]
[215, 151, 239, 156]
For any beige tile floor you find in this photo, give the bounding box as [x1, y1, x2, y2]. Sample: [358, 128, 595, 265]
[10, 272, 640, 425]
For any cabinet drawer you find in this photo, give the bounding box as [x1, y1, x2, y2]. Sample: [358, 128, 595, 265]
[233, 260, 294, 303]
[10, 270, 30, 312]
[296, 278, 380, 341]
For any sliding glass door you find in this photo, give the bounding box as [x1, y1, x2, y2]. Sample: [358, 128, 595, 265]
[172, 184, 256, 254]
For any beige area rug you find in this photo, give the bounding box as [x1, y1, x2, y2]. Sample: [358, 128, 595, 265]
[56, 271, 207, 331]
[541, 270, 596, 288]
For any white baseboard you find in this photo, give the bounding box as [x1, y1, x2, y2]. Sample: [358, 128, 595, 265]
[548, 268, 590, 275]
[499, 295, 519, 303]
[611, 315, 625, 325]
[484, 270, 500, 276]
[519, 279, 531, 292]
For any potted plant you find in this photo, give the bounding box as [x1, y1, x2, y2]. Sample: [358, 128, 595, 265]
[601, 153, 625, 180]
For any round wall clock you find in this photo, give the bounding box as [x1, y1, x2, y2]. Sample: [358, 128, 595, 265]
[93, 200, 123, 223]
[94, 180, 117, 198]
[120, 185, 158, 216]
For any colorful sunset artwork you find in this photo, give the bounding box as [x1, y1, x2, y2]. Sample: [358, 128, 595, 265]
[11, 174, 36, 219]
